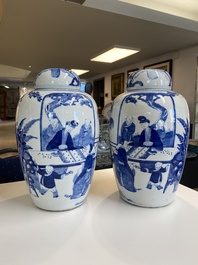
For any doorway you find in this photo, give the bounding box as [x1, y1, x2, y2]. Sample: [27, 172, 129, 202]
[93, 78, 104, 114]
[194, 57, 198, 138]
[0, 91, 6, 120]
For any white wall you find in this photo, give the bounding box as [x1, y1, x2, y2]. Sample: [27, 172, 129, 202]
[88, 45, 198, 124]
[172, 45, 198, 123]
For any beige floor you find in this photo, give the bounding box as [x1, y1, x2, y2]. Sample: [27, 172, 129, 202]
[0, 120, 18, 158]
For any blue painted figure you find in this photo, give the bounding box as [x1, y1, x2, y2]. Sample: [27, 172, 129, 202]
[146, 162, 168, 190]
[113, 142, 137, 192]
[42, 115, 62, 150]
[38, 165, 65, 198]
[46, 120, 79, 150]
[120, 115, 136, 143]
[63, 144, 94, 199]
[138, 115, 163, 152]
[153, 119, 166, 140]
[71, 153, 94, 199]
[77, 118, 93, 147]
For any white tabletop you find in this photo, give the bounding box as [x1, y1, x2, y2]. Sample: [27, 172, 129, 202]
[0, 168, 198, 265]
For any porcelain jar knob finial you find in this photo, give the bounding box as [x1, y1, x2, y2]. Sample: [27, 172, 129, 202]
[109, 69, 189, 207]
[16, 68, 99, 211]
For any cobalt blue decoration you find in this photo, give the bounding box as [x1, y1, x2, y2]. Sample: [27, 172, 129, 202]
[16, 68, 99, 211]
[110, 69, 189, 207]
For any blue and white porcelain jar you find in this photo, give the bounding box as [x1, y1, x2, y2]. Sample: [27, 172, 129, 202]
[109, 69, 189, 207]
[16, 68, 99, 211]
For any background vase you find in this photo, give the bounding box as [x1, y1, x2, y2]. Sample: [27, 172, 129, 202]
[109, 69, 189, 207]
[16, 68, 99, 211]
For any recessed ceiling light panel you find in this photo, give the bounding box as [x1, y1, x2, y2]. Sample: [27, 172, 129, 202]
[91, 46, 140, 63]
[71, 69, 89, 76]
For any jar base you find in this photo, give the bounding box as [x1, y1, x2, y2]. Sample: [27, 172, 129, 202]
[119, 193, 173, 208]
[31, 196, 87, 211]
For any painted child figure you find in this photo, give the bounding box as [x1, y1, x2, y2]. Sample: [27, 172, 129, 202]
[146, 162, 168, 190]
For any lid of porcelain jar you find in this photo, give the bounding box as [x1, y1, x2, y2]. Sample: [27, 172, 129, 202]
[35, 68, 81, 90]
[127, 69, 172, 91]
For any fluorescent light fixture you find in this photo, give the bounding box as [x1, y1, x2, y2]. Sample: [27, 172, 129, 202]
[71, 69, 89, 76]
[91, 46, 140, 63]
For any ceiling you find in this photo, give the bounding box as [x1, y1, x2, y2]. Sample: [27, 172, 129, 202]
[0, 0, 198, 87]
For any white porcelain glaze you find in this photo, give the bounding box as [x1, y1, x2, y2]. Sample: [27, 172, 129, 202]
[16, 68, 99, 211]
[110, 69, 189, 207]
[127, 69, 172, 90]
